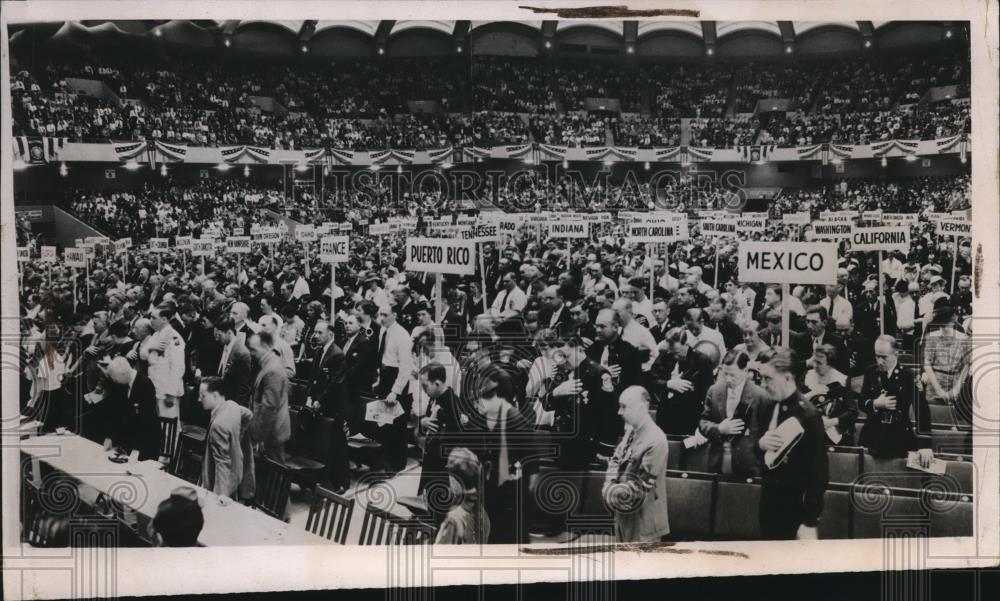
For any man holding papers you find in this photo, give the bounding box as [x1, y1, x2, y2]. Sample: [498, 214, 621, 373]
[754, 348, 829, 540]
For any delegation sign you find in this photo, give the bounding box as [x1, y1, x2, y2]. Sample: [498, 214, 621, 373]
[738, 241, 838, 285]
[406, 237, 476, 276]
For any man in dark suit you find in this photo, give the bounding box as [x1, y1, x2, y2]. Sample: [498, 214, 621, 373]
[754, 348, 829, 540]
[858, 335, 933, 461]
[439, 292, 468, 356]
[106, 357, 162, 461]
[213, 318, 253, 407]
[339, 314, 378, 431]
[539, 285, 574, 337]
[416, 362, 464, 523]
[699, 350, 772, 477]
[835, 317, 874, 378]
[706, 297, 743, 352]
[802, 305, 849, 374]
[649, 299, 671, 344]
[246, 331, 291, 464]
[650, 327, 716, 436]
[307, 321, 350, 491]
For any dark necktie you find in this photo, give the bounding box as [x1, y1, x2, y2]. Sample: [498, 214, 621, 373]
[378, 330, 387, 361]
[499, 289, 511, 311]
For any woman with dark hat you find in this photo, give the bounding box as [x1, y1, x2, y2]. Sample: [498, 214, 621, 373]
[433, 447, 490, 545]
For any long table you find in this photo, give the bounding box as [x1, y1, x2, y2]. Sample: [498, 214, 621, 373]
[21, 434, 329, 546]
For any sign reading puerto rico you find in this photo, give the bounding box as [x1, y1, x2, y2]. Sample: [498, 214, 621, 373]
[65, 248, 86, 268]
[626, 213, 689, 243]
[811, 221, 853, 240]
[149, 238, 170, 253]
[850, 226, 911, 253]
[320, 236, 350, 263]
[40, 246, 57, 263]
[738, 241, 838, 285]
[226, 236, 252, 254]
[736, 213, 768, 234]
[191, 239, 214, 257]
[546, 219, 590, 239]
[700, 215, 738, 238]
[406, 237, 476, 276]
[937, 217, 971, 237]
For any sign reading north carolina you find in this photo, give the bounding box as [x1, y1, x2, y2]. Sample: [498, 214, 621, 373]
[406, 238, 476, 276]
[850, 226, 911, 253]
[738, 241, 838, 285]
[626, 214, 689, 243]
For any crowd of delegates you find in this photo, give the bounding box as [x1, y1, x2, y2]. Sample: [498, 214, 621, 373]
[19, 167, 973, 545]
[773, 175, 971, 218]
[611, 116, 682, 148]
[732, 64, 818, 113]
[473, 57, 559, 114]
[470, 112, 531, 146]
[689, 118, 759, 148]
[648, 64, 732, 119]
[529, 114, 609, 147]
[553, 62, 643, 113]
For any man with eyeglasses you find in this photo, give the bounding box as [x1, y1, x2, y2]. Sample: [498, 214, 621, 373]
[856, 334, 936, 464]
[754, 348, 828, 540]
[539, 285, 573, 336]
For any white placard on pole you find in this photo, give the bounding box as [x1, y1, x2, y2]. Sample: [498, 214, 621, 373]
[319, 236, 350, 263]
[782, 212, 811, 225]
[175, 235, 193, 250]
[737, 241, 838, 285]
[700, 214, 738, 239]
[735, 213, 768, 234]
[850, 226, 911, 253]
[626, 213, 689, 244]
[191, 239, 214, 257]
[546, 219, 590, 239]
[65, 248, 87, 268]
[115, 238, 132, 254]
[226, 236, 252, 254]
[40, 246, 57, 263]
[936, 217, 971, 237]
[295, 225, 317, 242]
[405, 237, 477, 276]
[810, 221, 854, 240]
[17, 247, 31, 262]
[149, 238, 170, 253]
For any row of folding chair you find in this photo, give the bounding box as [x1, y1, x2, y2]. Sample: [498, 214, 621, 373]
[303, 484, 434, 545]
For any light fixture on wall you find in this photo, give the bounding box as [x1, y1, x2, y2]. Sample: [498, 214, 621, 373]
[243, 165, 251, 177]
[215, 162, 231, 171]
[124, 160, 140, 171]
[160, 163, 168, 177]
[59, 162, 68, 177]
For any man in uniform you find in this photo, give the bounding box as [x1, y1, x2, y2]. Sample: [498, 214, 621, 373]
[603, 385, 670, 543]
[144, 304, 186, 420]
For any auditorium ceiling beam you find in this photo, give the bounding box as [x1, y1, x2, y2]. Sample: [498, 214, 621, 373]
[857, 21, 875, 50]
[375, 20, 395, 54]
[778, 21, 795, 42]
[701, 21, 717, 56]
[454, 21, 470, 53]
[298, 20, 317, 43]
[541, 20, 557, 53]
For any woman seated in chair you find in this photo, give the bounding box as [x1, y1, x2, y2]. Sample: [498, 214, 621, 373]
[802, 344, 858, 446]
[434, 447, 490, 545]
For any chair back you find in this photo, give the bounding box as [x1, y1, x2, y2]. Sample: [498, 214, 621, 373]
[159, 417, 179, 463]
[359, 506, 435, 545]
[252, 456, 292, 521]
[305, 485, 355, 544]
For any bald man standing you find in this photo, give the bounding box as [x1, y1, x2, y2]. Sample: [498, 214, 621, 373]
[604, 386, 670, 542]
[106, 357, 162, 460]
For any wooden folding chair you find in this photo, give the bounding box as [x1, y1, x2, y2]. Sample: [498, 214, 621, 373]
[305, 485, 355, 544]
[159, 417, 179, 465]
[252, 456, 292, 522]
[358, 506, 435, 545]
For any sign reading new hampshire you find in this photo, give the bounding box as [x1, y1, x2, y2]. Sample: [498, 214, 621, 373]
[738, 241, 838, 285]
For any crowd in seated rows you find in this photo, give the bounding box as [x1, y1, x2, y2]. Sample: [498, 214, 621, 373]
[732, 63, 817, 113]
[469, 112, 531, 146]
[689, 118, 758, 148]
[553, 61, 643, 113]
[648, 64, 731, 119]
[773, 175, 971, 218]
[610, 116, 681, 147]
[529, 114, 608, 147]
[473, 57, 558, 114]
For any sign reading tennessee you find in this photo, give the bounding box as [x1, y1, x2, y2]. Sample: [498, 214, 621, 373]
[406, 238, 476, 276]
[738, 241, 838, 285]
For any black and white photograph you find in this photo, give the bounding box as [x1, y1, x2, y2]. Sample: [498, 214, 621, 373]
[2, 1, 998, 598]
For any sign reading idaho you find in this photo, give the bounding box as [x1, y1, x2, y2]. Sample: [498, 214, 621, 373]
[320, 236, 350, 263]
[738, 241, 838, 285]
[406, 237, 476, 276]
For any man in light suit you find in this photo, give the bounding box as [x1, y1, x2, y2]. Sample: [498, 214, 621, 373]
[144, 304, 186, 420]
[246, 331, 291, 464]
[198, 376, 255, 500]
[604, 386, 670, 543]
[106, 357, 162, 461]
[213, 318, 253, 407]
[698, 349, 772, 477]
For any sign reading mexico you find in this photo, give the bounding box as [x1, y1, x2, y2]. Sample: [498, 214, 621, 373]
[850, 226, 911, 253]
[626, 213, 689, 243]
[406, 237, 476, 276]
[738, 241, 838, 285]
[320, 236, 350, 263]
